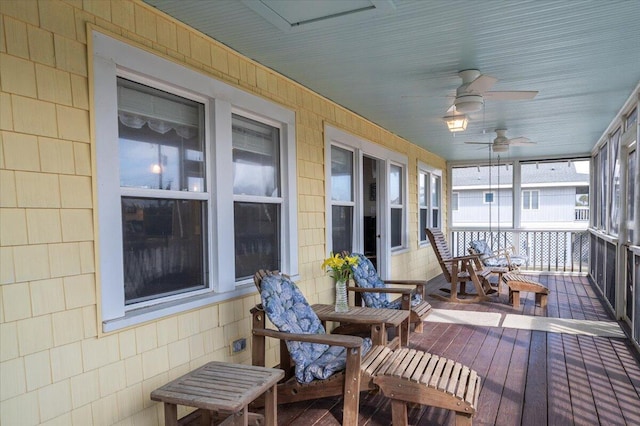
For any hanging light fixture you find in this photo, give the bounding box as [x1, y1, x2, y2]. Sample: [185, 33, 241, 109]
[443, 112, 468, 132]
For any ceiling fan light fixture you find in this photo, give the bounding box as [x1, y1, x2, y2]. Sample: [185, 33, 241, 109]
[443, 114, 468, 132]
[492, 143, 509, 153]
[454, 94, 483, 113]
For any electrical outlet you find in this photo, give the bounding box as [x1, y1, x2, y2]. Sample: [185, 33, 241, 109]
[231, 337, 247, 354]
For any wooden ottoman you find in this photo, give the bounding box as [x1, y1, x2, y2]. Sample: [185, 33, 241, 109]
[501, 273, 549, 308]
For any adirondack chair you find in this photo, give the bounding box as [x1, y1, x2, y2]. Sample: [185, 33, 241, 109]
[349, 253, 432, 338]
[468, 240, 528, 291]
[425, 228, 496, 303]
[251, 270, 482, 425]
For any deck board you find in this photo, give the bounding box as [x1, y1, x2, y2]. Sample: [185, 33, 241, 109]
[186, 273, 640, 425]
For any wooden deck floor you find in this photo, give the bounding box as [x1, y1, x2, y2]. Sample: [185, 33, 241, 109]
[262, 274, 640, 425]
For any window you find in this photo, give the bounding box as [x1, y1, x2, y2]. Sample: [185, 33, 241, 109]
[610, 129, 621, 235]
[232, 115, 282, 280]
[522, 190, 539, 210]
[452, 192, 459, 211]
[390, 164, 404, 249]
[93, 31, 297, 331]
[117, 78, 208, 305]
[484, 192, 495, 203]
[330, 145, 355, 253]
[418, 164, 442, 243]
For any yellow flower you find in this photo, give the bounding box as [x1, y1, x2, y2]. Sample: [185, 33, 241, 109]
[322, 252, 359, 281]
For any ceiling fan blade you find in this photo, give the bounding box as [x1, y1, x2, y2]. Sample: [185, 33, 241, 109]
[483, 90, 538, 100]
[466, 74, 497, 94]
[464, 141, 492, 145]
[509, 138, 536, 146]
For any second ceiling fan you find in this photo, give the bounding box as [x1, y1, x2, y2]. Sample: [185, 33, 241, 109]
[464, 129, 536, 152]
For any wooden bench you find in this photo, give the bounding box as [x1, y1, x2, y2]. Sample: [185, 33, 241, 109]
[501, 273, 549, 308]
[370, 347, 480, 426]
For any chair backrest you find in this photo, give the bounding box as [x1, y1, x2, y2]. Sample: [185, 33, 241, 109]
[259, 272, 330, 376]
[425, 228, 454, 281]
[469, 240, 500, 267]
[350, 253, 390, 308]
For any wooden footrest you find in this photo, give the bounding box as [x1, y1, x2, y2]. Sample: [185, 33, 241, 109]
[372, 348, 480, 426]
[501, 273, 549, 308]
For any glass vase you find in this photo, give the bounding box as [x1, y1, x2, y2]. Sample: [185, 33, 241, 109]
[335, 278, 349, 312]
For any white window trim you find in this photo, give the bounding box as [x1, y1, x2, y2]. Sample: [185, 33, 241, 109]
[92, 30, 297, 332]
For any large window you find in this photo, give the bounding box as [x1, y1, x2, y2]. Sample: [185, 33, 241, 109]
[418, 164, 442, 244]
[390, 164, 405, 249]
[93, 31, 297, 330]
[330, 145, 355, 253]
[232, 114, 282, 280]
[117, 79, 208, 305]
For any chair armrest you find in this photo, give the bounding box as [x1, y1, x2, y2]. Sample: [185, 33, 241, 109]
[442, 255, 478, 262]
[383, 279, 428, 287]
[347, 286, 415, 295]
[252, 328, 364, 348]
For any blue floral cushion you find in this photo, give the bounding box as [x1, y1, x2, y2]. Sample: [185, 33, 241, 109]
[260, 273, 372, 384]
[350, 253, 422, 309]
[470, 240, 528, 268]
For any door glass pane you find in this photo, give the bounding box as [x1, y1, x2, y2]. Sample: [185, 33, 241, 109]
[331, 205, 353, 253]
[234, 202, 280, 280]
[122, 197, 207, 304]
[232, 115, 280, 197]
[390, 165, 402, 204]
[331, 146, 353, 202]
[117, 78, 205, 192]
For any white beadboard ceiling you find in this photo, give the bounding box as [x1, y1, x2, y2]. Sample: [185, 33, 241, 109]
[144, 0, 640, 162]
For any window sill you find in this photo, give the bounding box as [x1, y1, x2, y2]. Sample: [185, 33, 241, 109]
[102, 284, 257, 333]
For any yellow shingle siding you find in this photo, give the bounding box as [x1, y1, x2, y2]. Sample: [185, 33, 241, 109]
[0, 0, 445, 424]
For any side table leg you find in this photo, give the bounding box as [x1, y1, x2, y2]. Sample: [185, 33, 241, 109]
[163, 403, 178, 426]
[264, 385, 277, 426]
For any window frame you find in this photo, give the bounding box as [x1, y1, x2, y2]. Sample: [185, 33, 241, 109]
[522, 189, 540, 210]
[92, 30, 297, 331]
[418, 162, 442, 245]
[389, 162, 406, 250]
[329, 144, 357, 254]
[483, 191, 495, 204]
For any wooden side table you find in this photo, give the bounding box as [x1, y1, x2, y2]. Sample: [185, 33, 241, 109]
[151, 361, 284, 426]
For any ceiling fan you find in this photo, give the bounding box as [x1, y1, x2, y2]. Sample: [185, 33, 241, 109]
[464, 129, 536, 152]
[449, 69, 538, 114]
